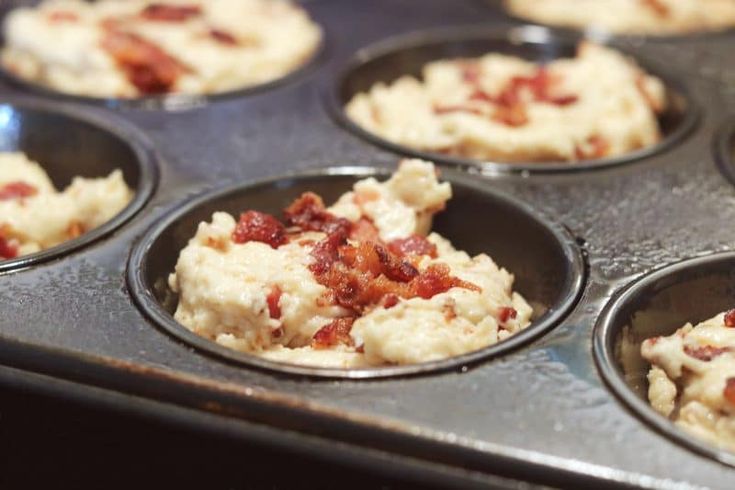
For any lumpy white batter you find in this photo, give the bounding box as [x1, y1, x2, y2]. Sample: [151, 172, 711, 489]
[169, 159, 533, 368]
[345, 42, 666, 164]
[0, 152, 133, 258]
[2, 0, 322, 97]
[504, 0, 735, 36]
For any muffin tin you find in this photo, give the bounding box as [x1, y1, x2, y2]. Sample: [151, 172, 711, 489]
[2, 0, 735, 488]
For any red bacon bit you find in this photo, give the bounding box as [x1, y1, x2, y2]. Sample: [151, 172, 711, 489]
[349, 218, 380, 242]
[387, 235, 438, 259]
[101, 30, 185, 94]
[498, 306, 517, 324]
[0, 182, 37, 200]
[311, 317, 355, 349]
[232, 210, 287, 248]
[684, 345, 730, 362]
[48, 11, 79, 23]
[266, 286, 282, 319]
[209, 29, 238, 46]
[725, 378, 735, 405]
[140, 4, 202, 22]
[271, 327, 283, 338]
[284, 192, 351, 236]
[574, 135, 609, 160]
[0, 235, 18, 260]
[492, 104, 529, 127]
[725, 309, 735, 328]
[414, 264, 480, 299]
[640, 0, 670, 17]
[383, 293, 399, 309]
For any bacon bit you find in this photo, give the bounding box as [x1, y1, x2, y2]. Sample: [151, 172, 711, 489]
[349, 218, 380, 242]
[433, 104, 485, 116]
[209, 29, 238, 46]
[66, 221, 85, 239]
[725, 309, 735, 328]
[101, 30, 185, 94]
[724, 378, 735, 405]
[498, 306, 517, 324]
[414, 264, 480, 299]
[0, 182, 37, 200]
[284, 192, 351, 236]
[48, 11, 79, 23]
[387, 235, 438, 259]
[0, 236, 18, 260]
[271, 327, 284, 338]
[140, 4, 202, 22]
[309, 228, 347, 275]
[266, 286, 282, 319]
[232, 210, 287, 248]
[356, 344, 365, 353]
[684, 345, 731, 362]
[574, 134, 610, 160]
[640, 0, 670, 17]
[383, 293, 399, 309]
[373, 244, 419, 282]
[311, 317, 355, 349]
[492, 104, 528, 127]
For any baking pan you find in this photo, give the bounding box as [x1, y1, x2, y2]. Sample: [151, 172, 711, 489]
[1, 0, 735, 488]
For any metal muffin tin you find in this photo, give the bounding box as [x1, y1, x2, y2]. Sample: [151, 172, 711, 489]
[2, 0, 735, 487]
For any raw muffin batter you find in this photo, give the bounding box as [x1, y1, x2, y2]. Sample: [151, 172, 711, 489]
[169, 159, 532, 368]
[0, 152, 133, 259]
[642, 310, 735, 452]
[504, 0, 735, 36]
[345, 42, 666, 164]
[2, 0, 322, 97]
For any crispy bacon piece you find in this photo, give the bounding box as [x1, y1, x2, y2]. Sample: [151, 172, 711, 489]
[640, 0, 670, 17]
[101, 30, 185, 94]
[388, 235, 438, 258]
[413, 264, 480, 299]
[266, 286, 282, 319]
[725, 378, 735, 405]
[725, 309, 735, 328]
[349, 218, 380, 242]
[311, 317, 355, 349]
[140, 4, 202, 22]
[684, 345, 730, 362]
[383, 293, 399, 309]
[209, 29, 238, 46]
[498, 306, 518, 324]
[308, 228, 346, 275]
[0, 236, 18, 260]
[0, 182, 37, 200]
[284, 192, 351, 236]
[48, 11, 79, 23]
[232, 210, 287, 248]
[492, 104, 529, 127]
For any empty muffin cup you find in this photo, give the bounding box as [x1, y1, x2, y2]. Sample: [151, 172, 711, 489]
[328, 25, 698, 173]
[0, 96, 157, 273]
[127, 165, 585, 378]
[594, 252, 735, 467]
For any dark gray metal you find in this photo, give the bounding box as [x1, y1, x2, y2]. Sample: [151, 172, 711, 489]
[1, 0, 735, 488]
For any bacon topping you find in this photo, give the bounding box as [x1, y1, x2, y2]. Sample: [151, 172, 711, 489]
[640, 0, 670, 17]
[140, 4, 202, 22]
[349, 218, 380, 242]
[48, 11, 79, 23]
[284, 192, 351, 236]
[209, 29, 238, 46]
[66, 221, 85, 239]
[311, 317, 355, 348]
[383, 293, 399, 309]
[232, 210, 287, 248]
[684, 345, 730, 362]
[388, 235, 438, 259]
[0, 236, 18, 260]
[0, 182, 37, 200]
[725, 309, 735, 328]
[574, 134, 609, 160]
[266, 286, 282, 319]
[498, 306, 518, 324]
[725, 378, 735, 405]
[101, 30, 185, 94]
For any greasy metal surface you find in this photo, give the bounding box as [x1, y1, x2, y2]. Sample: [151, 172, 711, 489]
[1, 0, 735, 487]
[127, 167, 584, 378]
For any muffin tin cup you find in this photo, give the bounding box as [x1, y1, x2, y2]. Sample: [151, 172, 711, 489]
[0, 95, 158, 274]
[0, 8, 327, 111]
[326, 25, 699, 175]
[715, 116, 735, 187]
[593, 252, 735, 467]
[127, 166, 585, 379]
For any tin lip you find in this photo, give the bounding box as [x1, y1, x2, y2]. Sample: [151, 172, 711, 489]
[0, 94, 159, 274]
[593, 251, 735, 468]
[325, 24, 700, 175]
[0, 13, 328, 111]
[127, 165, 586, 380]
[714, 117, 735, 187]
